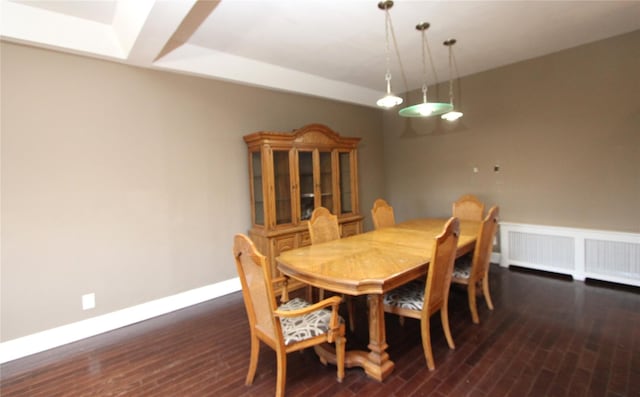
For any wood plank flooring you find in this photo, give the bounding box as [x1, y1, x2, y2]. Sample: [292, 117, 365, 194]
[1, 266, 639, 396]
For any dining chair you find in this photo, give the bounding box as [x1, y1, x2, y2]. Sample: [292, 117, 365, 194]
[452, 206, 500, 324]
[383, 217, 460, 370]
[371, 198, 395, 229]
[371, 198, 409, 325]
[233, 234, 346, 397]
[308, 206, 341, 244]
[452, 194, 485, 221]
[307, 206, 355, 332]
[308, 207, 340, 304]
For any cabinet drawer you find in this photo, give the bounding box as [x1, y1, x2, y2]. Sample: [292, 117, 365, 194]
[273, 235, 296, 256]
[341, 222, 360, 237]
[299, 231, 311, 247]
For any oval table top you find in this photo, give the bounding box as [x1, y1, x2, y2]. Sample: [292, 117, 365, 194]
[277, 218, 479, 296]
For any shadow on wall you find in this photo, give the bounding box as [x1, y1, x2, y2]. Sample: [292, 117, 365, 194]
[395, 115, 469, 139]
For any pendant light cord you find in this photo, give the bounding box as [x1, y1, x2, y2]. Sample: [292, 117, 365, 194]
[453, 47, 460, 105]
[386, 8, 409, 96]
[420, 27, 438, 103]
[383, 9, 392, 92]
[445, 39, 461, 107]
[448, 43, 454, 106]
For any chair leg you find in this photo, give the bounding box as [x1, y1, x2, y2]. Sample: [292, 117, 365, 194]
[306, 285, 313, 303]
[440, 304, 455, 350]
[275, 349, 287, 397]
[246, 334, 259, 385]
[482, 275, 494, 310]
[468, 282, 480, 324]
[336, 334, 346, 382]
[420, 318, 435, 371]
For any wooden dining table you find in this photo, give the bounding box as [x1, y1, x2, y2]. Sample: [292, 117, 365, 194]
[276, 218, 480, 381]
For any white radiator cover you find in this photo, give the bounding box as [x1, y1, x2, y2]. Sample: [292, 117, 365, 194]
[500, 222, 640, 287]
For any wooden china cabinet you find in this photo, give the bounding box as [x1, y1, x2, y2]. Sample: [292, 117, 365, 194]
[243, 123, 363, 291]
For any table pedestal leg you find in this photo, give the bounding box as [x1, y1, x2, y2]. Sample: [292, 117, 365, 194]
[363, 293, 394, 380]
[313, 293, 394, 381]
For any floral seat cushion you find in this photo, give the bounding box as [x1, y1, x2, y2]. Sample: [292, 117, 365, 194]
[452, 255, 472, 279]
[278, 297, 342, 345]
[383, 281, 426, 311]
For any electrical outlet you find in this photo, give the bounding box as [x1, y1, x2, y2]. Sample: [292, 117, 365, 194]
[82, 293, 95, 310]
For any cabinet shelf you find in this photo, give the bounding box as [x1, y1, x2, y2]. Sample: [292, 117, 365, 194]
[300, 192, 332, 198]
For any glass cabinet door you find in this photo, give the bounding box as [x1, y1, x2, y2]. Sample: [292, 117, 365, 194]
[250, 151, 264, 225]
[339, 151, 353, 214]
[297, 151, 314, 221]
[319, 151, 334, 211]
[298, 150, 335, 220]
[273, 150, 292, 225]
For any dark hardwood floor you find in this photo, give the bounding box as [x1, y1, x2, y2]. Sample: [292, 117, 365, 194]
[2, 266, 639, 397]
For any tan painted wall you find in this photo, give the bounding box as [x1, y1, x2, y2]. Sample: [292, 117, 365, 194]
[0, 42, 385, 341]
[2, 29, 639, 342]
[383, 30, 640, 233]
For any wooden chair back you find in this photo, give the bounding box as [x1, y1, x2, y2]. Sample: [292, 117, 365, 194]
[308, 207, 340, 244]
[233, 234, 281, 343]
[470, 206, 500, 281]
[424, 217, 460, 316]
[308, 206, 348, 323]
[452, 194, 485, 221]
[371, 198, 395, 229]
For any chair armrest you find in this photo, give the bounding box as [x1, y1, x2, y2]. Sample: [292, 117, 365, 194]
[274, 295, 342, 318]
[271, 276, 289, 303]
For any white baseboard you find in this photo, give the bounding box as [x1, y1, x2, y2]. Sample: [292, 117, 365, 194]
[0, 277, 241, 364]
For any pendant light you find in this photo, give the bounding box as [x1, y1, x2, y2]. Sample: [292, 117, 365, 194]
[376, 1, 403, 108]
[441, 39, 464, 121]
[398, 22, 453, 118]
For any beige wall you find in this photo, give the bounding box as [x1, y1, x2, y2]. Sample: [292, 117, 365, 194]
[2, 29, 639, 342]
[383, 30, 640, 233]
[0, 42, 385, 341]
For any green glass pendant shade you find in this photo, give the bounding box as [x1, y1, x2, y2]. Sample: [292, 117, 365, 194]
[399, 102, 453, 117]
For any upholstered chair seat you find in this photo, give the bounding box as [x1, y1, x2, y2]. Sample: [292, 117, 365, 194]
[452, 256, 472, 280]
[279, 297, 344, 345]
[383, 281, 426, 311]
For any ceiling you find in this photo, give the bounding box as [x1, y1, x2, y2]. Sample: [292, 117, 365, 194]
[2, 0, 639, 108]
